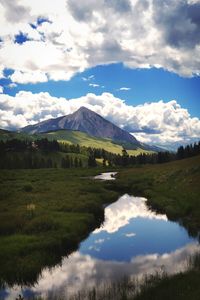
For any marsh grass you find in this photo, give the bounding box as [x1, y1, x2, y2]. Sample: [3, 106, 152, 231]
[0, 167, 119, 286]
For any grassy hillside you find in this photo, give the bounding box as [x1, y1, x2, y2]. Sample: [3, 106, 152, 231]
[43, 130, 124, 153]
[0, 129, 151, 156]
[42, 130, 152, 155]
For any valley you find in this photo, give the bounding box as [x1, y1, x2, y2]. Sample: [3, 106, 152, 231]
[0, 108, 200, 299]
[1, 1, 200, 298]
[0, 155, 200, 299]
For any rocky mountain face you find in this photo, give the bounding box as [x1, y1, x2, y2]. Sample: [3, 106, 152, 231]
[22, 107, 142, 147]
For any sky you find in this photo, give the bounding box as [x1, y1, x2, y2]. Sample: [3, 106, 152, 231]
[0, 0, 200, 148]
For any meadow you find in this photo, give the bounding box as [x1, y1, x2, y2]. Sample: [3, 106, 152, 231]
[0, 154, 200, 299]
[0, 167, 119, 286]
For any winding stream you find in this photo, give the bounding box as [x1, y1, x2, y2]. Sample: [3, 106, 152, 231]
[2, 172, 200, 299]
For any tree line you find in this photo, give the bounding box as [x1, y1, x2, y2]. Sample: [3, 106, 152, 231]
[113, 141, 200, 166]
[0, 138, 200, 169]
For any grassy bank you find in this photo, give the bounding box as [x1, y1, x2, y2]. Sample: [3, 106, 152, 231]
[111, 155, 200, 235]
[0, 168, 119, 286]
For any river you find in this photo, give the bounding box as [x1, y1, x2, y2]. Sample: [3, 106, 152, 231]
[2, 172, 200, 299]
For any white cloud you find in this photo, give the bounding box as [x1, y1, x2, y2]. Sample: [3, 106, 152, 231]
[94, 239, 105, 244]
[0, 86, 3, 93]
[0, 69, 5, 79]
[0, 91, 200, 146]
[8, 83, 17, 88]
[125, 233, 136, 238]
[82, 75, 94, 81]
[10, 70, 48, 84]
[118, 87, 131, 91]
[0, 0, 200, 83]
[89, 83, 100, 88]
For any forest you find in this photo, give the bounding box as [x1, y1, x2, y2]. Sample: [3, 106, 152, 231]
[0, 138, 200, 169]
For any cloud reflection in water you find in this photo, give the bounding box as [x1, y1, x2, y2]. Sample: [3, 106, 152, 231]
[94, 194, 167, 234]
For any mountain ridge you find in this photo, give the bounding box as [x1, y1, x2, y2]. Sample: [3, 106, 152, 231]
[22, 106, 143, 148]
[21, 107, 163, 151]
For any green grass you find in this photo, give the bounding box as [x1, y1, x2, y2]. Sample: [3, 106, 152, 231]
[134, 268, 200, 300]
[127, 147, 153, 156]
[113, 155, 200, 235]
[0, 167, 119, 286]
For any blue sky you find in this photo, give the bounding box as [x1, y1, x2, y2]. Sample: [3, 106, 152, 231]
[0, 0, 200, 148]
[2, 64, 200, 118]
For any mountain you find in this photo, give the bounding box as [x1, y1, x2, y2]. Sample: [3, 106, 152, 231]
[22, 106, 143, 149]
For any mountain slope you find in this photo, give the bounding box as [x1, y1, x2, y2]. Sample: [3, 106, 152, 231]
[22, 106, 142, 148]
[42, 130, 152, 155]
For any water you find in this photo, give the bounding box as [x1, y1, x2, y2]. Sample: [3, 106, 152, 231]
[94, 172, 117, 180]
[2, 173, 200, 299]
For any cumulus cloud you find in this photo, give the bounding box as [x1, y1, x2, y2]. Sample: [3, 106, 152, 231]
[0, 86, 3, 93]
[0, 0, 200, 83]
[10, 70, 48, 84]
[0, 91, 200, 146]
